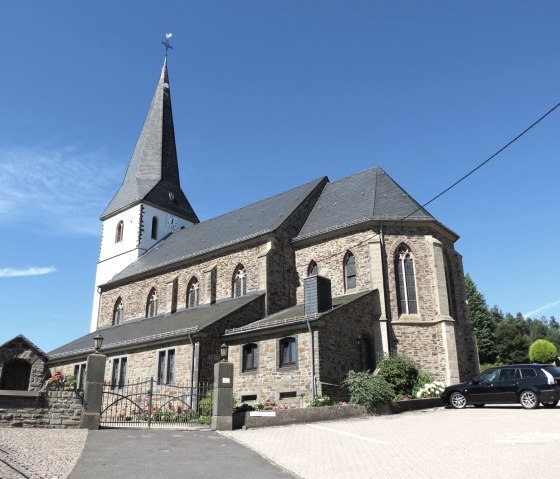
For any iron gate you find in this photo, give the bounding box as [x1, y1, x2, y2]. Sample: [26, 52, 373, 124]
[100, 378, 213, 429]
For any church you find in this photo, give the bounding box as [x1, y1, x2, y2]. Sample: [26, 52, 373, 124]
[47, 58, 479, 406]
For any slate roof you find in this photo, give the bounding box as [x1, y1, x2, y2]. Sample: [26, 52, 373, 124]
[0, 335, 48, 360]
[101, 58, 199, 223]
[294, 166, 442, 241]
[103, 176, 327, 286]
[48, 293, 264, 361]
[223, 290, 372, 337]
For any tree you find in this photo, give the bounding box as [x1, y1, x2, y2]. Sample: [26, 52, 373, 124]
[495, 314, 530, 363]
[465, 274, 497, 363]
[528, 339, 558, 363]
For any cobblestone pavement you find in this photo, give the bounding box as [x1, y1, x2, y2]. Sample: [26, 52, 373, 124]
[221, 406, 560, 479]
[0, 428, 88, 479]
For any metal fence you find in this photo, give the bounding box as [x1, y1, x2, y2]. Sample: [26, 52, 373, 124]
[100, 378, 213, 429]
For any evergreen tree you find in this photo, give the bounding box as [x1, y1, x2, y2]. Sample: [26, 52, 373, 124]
[465, 274, 497, 363]
[495, 314, 530, 363]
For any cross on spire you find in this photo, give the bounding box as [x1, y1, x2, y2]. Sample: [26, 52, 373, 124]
[162, 33, 173, 57]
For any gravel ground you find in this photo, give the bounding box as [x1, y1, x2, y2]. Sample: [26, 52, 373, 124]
[0, 428, 88, 479]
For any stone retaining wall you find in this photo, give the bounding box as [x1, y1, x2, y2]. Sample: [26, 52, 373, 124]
[232, 398, 442, 429]
[0, 389, 83, 428]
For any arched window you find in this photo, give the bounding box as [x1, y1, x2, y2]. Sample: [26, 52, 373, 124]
[115, 221, 124, 243]
[279, 337, 297, 367]
[151, 216, 158, 240]
[187, 277, 199, 308]
[233, 265, 247, 298]
[242, 343, 258, 372]
[307, 260, 318, 277]
[146, 288, 158, 318]
[395, 245, 418, 315]
[113, 298, 123, 325]
[344, 252, 356, 290]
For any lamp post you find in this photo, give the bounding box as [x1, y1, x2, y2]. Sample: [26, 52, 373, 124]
[220, 343, 229, 362]
[93, 332, 104, 352]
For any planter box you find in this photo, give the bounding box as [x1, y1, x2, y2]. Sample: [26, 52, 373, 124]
[232, 398, 443, 429]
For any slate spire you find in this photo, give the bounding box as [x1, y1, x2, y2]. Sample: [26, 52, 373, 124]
[101, 58, 199, 223]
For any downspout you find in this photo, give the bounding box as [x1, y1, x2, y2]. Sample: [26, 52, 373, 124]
[188, 334, 195, 387]
[306, 320, 317, 399]
[379, 222, 393, 353]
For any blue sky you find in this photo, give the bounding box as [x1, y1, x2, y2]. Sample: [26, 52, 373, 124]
[1, 1, 559, 352]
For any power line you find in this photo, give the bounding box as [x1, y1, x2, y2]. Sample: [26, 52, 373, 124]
[295, 100, 560, 268]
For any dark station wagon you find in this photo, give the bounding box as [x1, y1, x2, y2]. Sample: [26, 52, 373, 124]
[441, 364, 560, 409]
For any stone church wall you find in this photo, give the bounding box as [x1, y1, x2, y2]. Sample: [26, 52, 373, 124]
[98, 242, 264, 327]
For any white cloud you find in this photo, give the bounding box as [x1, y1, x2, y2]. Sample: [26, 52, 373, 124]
[0, 145, 121, 235]
[0, 267, 57, 278]
[524, 300, 560, 318]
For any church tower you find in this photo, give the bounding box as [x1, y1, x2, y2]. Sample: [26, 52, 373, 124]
[90, 58, 199, 331]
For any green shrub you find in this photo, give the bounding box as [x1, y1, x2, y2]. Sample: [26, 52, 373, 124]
[197, 390, 214, 425]
[377, 354, 420, 397]
[343, 370, 395, 411]
[308, 395, 333, 407]
[411, 371, 435, 398]
[529, 339, 558, 363]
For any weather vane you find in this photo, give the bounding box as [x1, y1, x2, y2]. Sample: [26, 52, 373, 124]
[162, 33, 173, 57]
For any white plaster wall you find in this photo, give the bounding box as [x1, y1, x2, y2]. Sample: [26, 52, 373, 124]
[99, 206, 143, 262]
[139, 204, 194, 252]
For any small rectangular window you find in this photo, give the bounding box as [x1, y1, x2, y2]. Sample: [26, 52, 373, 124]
[241, 394, 257, 402]
[279, 391, 297, 400]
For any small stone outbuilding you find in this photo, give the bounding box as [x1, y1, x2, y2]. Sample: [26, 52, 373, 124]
[0, 335, 49, 392]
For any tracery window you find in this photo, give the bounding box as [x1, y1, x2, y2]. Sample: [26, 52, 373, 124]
[344, 252, 356, 290]
[233, 265, 247, 298]
[146, 288, 158, 318]
[115, 221, 124, 243]
[395, 245, 418, 315]
[113, 297, 123, 325]
[187, 277, 199, 308]
[307, 260, 318, 277]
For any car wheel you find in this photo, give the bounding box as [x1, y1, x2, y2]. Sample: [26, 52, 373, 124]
[542, 400, 558, 408]
[473, 404, 485, 408]
[519, 390, 539, 409]
[449, 392, 467, 409]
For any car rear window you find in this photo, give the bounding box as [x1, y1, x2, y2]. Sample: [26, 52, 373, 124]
[520, 368, 537, 378]
[542, 366, 560, 377]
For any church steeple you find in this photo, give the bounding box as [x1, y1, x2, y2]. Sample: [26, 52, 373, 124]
[101, 58, 199, 224]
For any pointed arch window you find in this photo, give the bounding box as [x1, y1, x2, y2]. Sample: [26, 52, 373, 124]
[307, 260, 318, 277]
[151, 216, 158, 240]
[146, 288, 158, 318]
[113, 298, 123, 325]
[233, 265, 247, 298]
[344, 252, 356, 290]
[115, 221, 124, 243]
[187, 277, 199, 308]
[395, 245, 418, 315]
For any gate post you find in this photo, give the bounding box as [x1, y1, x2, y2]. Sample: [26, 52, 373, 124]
[79, 353, 106, 430]
[211, 361, 233, 431]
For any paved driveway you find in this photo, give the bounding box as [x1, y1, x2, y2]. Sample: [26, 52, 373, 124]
[221, 406, 560, 479]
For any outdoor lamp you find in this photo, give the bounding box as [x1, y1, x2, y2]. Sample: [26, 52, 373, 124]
[220, 342, 229, 362]
[93, 332, 104, 352]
